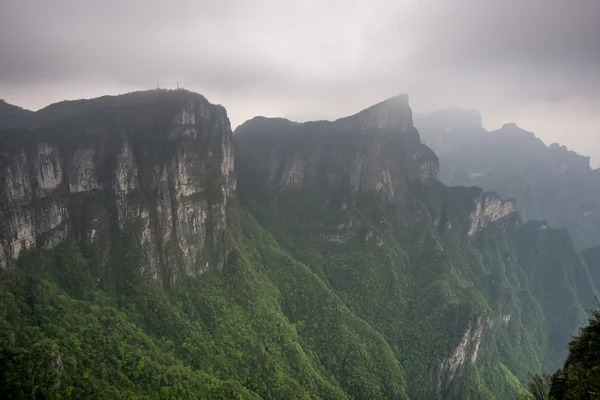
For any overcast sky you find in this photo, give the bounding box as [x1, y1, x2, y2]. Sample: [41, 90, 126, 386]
[1, 0, 599, 165]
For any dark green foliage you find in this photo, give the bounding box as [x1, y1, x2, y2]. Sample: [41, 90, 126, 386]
[0, 202, 413, 399]
[1, 93, 599, 399]
[0, 244, 263, 399]
[552, 306, 600, 399]
[518, 373, 553, 400]
[1, 193, 597, 399]
[237, 181, 596, 399]
[523, 306, 600, 399]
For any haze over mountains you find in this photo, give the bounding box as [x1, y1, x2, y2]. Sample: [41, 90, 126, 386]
[2, 1, 600, 165]
[0, 89, 599, 399]
[415, 109, 600, 249]
[2, 1, 600, 398]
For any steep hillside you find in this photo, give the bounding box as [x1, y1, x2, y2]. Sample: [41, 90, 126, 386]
[235, 95, 438, 210]
[0, 90, 235, 285]
[235, 96, 598, 399]
[0, 91, 597, 399]
[415, 109, 600, 248]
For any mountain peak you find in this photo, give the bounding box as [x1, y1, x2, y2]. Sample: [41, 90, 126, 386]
[501, 122, 519, 130]
[358, 93, 410, 116]
[497, 122, 538, 140]
[335, 93, 413, 132]
[0, 98, 34, 128]
[371, 93, 409, 107]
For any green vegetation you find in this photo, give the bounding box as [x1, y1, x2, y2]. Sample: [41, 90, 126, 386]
[0, 203, 409, 399]
[2, 183, 598, 399]
[1, 91, 599, 399]
[520, 306, 600, 399]
[243, 184, 599, 398]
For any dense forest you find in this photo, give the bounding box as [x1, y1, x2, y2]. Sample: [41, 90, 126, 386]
[1, 90, 599, 399]
[519, 306, 600, 400]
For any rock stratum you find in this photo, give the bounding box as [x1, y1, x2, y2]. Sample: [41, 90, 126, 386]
[0, 90, 235, 284]
[235, 95, 514, 237]
[0, 90, 598, 400]
[236, 95, 438, 200]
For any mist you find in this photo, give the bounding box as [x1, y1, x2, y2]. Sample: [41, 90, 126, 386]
[2, 0, 599, 164]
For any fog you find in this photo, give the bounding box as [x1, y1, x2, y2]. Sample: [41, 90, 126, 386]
[1, 0, 599, 164]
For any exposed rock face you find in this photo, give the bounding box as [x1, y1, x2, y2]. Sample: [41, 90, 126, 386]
[0, 90, 235, 283]
[468, 193, 516, 236]
[417, 108, 600, 248]
[234, 96, 521, 241]
[235, 94, 439, 205]
[437, 313, 513, 393]
[437, 316, 485, 392]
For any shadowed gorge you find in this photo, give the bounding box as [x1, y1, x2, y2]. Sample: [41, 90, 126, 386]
[0, 90, 599, 399]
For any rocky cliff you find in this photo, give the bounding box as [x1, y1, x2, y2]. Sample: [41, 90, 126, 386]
[1, 90, 597, 400]
[0, 90, 235, 284]
[235, 95, 439, 205]
[416, 108, 600, 248]
[468, 192, 516, 236]
[235, 96, 519, 238]
[232, 96, 597, 399]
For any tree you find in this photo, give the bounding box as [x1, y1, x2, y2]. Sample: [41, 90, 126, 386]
[518, 373, 553, 400]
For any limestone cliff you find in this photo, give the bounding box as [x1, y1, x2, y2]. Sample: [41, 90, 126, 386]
[436, 313, 513, 393]
[468, 192, 516, 236]
[0, 90, 235, 284]
[234, 95, 519, 238]
[235, 95, 439, 206]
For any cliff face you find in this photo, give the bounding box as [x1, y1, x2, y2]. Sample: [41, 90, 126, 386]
[416, 108, 600, 248]
[468, 192, 516, 236]
[0, 90, 235, 284]
[234, 96, 520, 239]
[1, 90, 598, 400]
[235, 95, 439, 206]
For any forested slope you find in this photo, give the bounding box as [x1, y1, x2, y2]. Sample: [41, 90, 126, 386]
[0, 91, 597, 399]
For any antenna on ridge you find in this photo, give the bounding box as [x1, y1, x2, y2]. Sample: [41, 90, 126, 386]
[156, 80, 160, 90]
[177, 81, 180, 90]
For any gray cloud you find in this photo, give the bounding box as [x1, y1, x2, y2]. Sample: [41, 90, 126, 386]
[1, 0, 599, 163]
[400, 0, 600, 101]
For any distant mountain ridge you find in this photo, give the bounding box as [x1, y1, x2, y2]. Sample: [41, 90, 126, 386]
[1, 91, 599, 399]
[416, 109, 600, 248]
[235, 96, 598, 398]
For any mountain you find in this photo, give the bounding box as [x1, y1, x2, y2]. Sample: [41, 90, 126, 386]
[235, 96, 598, 398]
[235, 94, 438, 206]
[0, 91, 598, 399]
[415, 109, 600, 248]
[520, 305, 600, 399]
[0, 99, 33, 128]
[0, 90, 235, 284]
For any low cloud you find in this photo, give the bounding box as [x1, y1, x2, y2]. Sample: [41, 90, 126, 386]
[1, 0, 599, 163]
